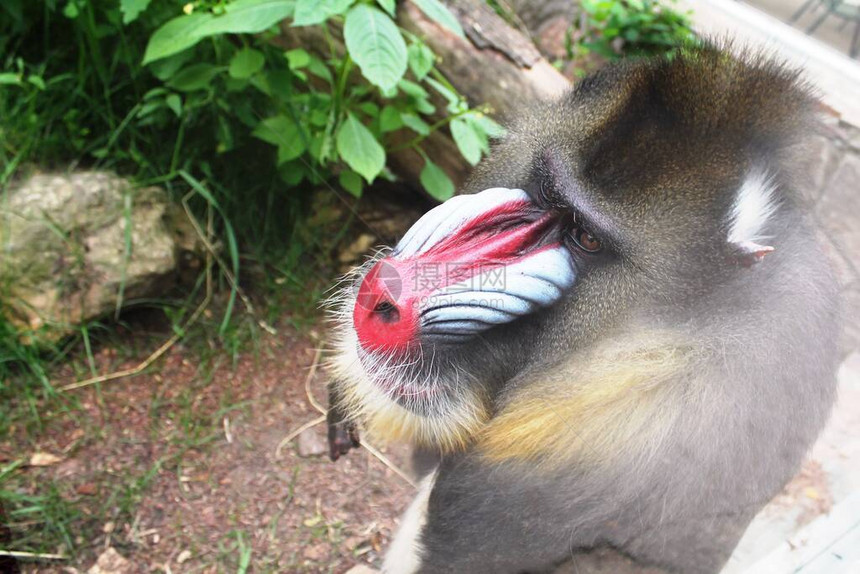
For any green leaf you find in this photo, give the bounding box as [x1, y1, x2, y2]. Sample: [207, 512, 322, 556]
[120, 0, 151, 24]
[293, 0, 354, 26]
[27, 76, 46, 90]
[375, 0, 395, 16]
[280, 161, 306, 186]
[278, 141, 305, 164]
[473, 114, 506, 138]
[407, 42, 434, 80]
[339, 170, 364, 197]
[0, 73, 21, 85]
[358, 102, 380, 118]
[143, 14, 214, 65]
[450, 118, 482, 166]
[229, 48, 266, 79]
[465, 115, 489, 154]
[285, 48, 310, 69]
[165, 93, 182, 116]
[420, 158, 454, 201]
[307, 56, 334, 83]
[166, 63, 220, 92]
[197, 0, 295, 35]
[344, 4, 407, 92]
[401, 113, 430, 136]
[148, 49, 194, 80]
[336, 113, 385, 183]
[63, 0, 79, 19]
[143, 0, 295, 64]
[398, 78, 428, 99]
[267, 69, 293, 97]
[411, 0, 464, 38]
[253, 115, 307, 161]
[379, 105, 403, 132]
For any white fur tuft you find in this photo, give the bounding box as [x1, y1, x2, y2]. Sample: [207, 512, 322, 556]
[383, 471, 437, 574]
[727, 169, 779, 244]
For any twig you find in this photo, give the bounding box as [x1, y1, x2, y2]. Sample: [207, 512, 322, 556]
[361, 440, 417, 489]
[305, 347, 326, 415]
[181, 192, 277, 336]
[0, 550, 66, 560]
[274, 348, 327, 458]
[59, 291, 211, 392]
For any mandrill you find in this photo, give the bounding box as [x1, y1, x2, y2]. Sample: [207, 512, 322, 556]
[325, 44, 841, 574]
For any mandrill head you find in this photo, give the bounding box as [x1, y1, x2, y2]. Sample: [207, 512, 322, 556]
[327, 43, 820, 453]
[329, 188, 577, 450]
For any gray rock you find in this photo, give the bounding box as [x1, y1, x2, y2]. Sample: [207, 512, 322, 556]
[87, 547, 132, 574]
[0, 171, 191, 337]
[297, 428, 327, 457]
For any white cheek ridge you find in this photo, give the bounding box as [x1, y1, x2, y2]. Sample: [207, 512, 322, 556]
[423, 247, 575, 321]
[422, 304, 521, 327]
[395, 188, 529, 258]
[727, 168, 778, 245]
[383, 470, 438, 574]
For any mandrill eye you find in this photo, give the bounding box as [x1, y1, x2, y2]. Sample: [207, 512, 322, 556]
[570, 226, 602, 253]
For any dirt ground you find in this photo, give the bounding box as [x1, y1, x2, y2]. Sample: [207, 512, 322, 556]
[3, 318, 415, 573]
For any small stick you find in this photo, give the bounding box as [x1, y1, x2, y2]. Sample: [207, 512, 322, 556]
[0, 550, 66, 560]
[361, 441, 418, 489]
[304, 347, 326, 415]
[58, 290, 210, 392]
[181, 192, 276, 336]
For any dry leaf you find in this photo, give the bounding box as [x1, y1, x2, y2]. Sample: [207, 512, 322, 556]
[76, 482, 98, 496]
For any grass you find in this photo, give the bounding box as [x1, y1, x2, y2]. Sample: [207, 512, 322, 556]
[0, 461, 82, 553]
[0, 274, 329, 561]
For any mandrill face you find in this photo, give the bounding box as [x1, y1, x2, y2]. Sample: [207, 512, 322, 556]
[328, 188, 581, 450]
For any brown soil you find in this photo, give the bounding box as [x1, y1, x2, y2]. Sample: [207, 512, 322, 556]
[6, 323, 414, 573]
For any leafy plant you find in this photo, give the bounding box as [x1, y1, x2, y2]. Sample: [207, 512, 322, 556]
[572, 0, 696, 61]
[136, 0, 503, 201]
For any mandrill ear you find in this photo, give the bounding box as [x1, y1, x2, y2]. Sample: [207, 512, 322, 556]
[732, 240, 775, 267]
[727, 168, 778, 267]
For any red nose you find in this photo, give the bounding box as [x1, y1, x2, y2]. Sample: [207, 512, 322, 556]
[353, 189, 557, 355]
[353, 259, 419, 354]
